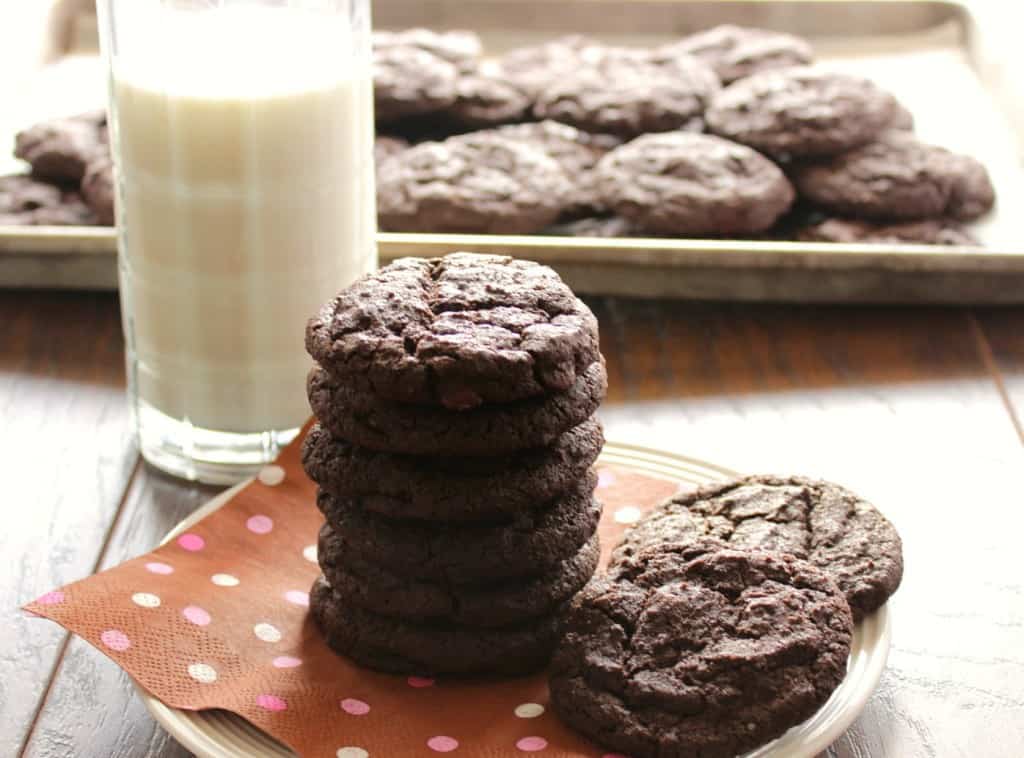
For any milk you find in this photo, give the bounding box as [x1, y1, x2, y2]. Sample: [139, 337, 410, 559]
[109, 5, 375, 435]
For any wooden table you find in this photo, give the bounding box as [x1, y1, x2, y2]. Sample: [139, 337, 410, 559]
[4, 290, 1024, 758]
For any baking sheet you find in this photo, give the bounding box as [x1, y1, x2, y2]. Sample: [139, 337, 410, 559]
[2, 0, 1022, 302]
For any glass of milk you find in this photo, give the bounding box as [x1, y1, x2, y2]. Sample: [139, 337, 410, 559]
[97, 0, 376, 484]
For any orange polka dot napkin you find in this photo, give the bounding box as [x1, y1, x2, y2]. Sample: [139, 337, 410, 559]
[25, 425, 681, 758]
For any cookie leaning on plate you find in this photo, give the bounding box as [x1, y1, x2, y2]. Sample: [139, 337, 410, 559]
[550, 540, 853, 758]
[612, 474, 903, 620]
[301, 417, 603, 522]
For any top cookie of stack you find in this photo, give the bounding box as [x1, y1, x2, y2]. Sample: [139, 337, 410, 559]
[303, 252, 607, 676]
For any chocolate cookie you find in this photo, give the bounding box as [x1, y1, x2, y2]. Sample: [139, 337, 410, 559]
[796, 216, 980, 246]
[320, 528, 600, 627]
[490, 120, 621, 216]
[302, 417, 603, 522]
[81, 156, 115, 226]
[445, 62, 533, 128]
[534, 50, 720, 137]
[307, 357, 606, 456]
[374, 135, 409, 167]
[613, 474, 903, 620]
[594, 132, 795, 235]
[373, 45, 459, 123]
[706, 67, 898, 158]
[496, 35, 602, 98]
[306, 253, 600, 409]
[793, 131, 996, 222]
[316, 469, 600, 584]
[543, 215, 638, 238]
[377, 133, 572, 233]
[659, 24, 814, 84]
[373, 29, 482, 69]
[14, 110, 107, 183]
[311, 575, 563, 675]
[0, 175, 97, 226]
[550, 540, 853, 758]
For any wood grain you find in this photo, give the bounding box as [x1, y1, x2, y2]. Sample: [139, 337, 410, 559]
[21, 465, 218, 758]
[9, 294, 1024, 758]
[0, 291, 136, 757]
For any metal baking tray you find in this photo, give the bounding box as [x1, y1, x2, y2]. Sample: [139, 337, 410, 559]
[2, 0, 1022, 303]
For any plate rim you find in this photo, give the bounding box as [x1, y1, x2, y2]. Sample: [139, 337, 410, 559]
[138, 440, 892, 758]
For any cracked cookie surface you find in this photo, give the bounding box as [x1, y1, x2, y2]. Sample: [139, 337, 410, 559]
[594, 132, 795, 235]
[706, 67, 897, 158]
[311, 575, 564, 675]
[319, 527, 600, 627]
[658, 24, 814, 84]
[302, 417, 603, 522]
[315, 469, 600, 584]
[373, 44, 460, 123]
[376, 134, 572, 233]
[612, 474, 903, 620]
[793, 131, 996, 222]
[550, 540, 853, 758]
[306, 253, 600, 409]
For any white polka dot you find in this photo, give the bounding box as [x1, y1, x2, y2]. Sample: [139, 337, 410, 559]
[254, 622, 282, 643]
[258, 465, 286, 486]
[131, 592, 161, 608]
[188, 663, 218, 684]
[514, 702, 545, 718]
[337, 749, 368, 758]
[614, 506, 643, 524]
[211, 573, 239, 587]
[303, 544, 318, 563]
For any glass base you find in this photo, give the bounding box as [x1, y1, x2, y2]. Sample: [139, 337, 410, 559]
[137, 402, 299, 485]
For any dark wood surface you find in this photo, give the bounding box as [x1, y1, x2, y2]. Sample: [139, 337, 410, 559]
[6, 290, 1024, 758]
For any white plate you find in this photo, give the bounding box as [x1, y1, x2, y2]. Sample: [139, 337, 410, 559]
[140, 441, 892, 758]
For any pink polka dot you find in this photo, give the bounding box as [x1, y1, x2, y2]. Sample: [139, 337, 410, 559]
[597, 469, 616, 488]
[100, 629, 131, 652]
[407, 676, 435, 688]
[284, 590, 309, 607]
[516, 737, 548, 752]
[256, 694, 287, 712]
[177, 533, 205, 552]
[272, 656, 302, 669]
[36, 591, 65, 605]
[182, 606, 211, 626]
[246, 515, 274, 534]
[340, 698, 370, 715]
[427, 736, 459, 752]
[145, 561, 174, 574]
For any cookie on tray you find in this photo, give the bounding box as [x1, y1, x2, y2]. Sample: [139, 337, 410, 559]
[534, 49, 721, 137]
[657, 24, 814, 84]
[793, 131, 996, 221]
[315, 469, 600, 584]
[376, 133, 572, 233]
[496, 35, 603, 98]
[706, 66, 898, 158]
[319, 527, 600, 627]
[81, 155, 115, 226]
[307, 357, 606, 456]
[543, 215, 638, 238]
[0, 174, 97, 226]
[612, 474, 903, 620]
[306, 253, 600, 408]
[445, 62, 533, 128]
[311, 575, 564, 676]
[796, 216, 980, 246]
[302, 417, 603, 522]
[373, 28, 482, 69]
[14, 110, 108, 183]
[550, 540, 853, 758]
[594, 132, 795, 235]
[374, 134, 409, 167]
[373, 44, 460, 123]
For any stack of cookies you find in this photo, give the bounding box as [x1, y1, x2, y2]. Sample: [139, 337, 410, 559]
[301, 252, 607, 676]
